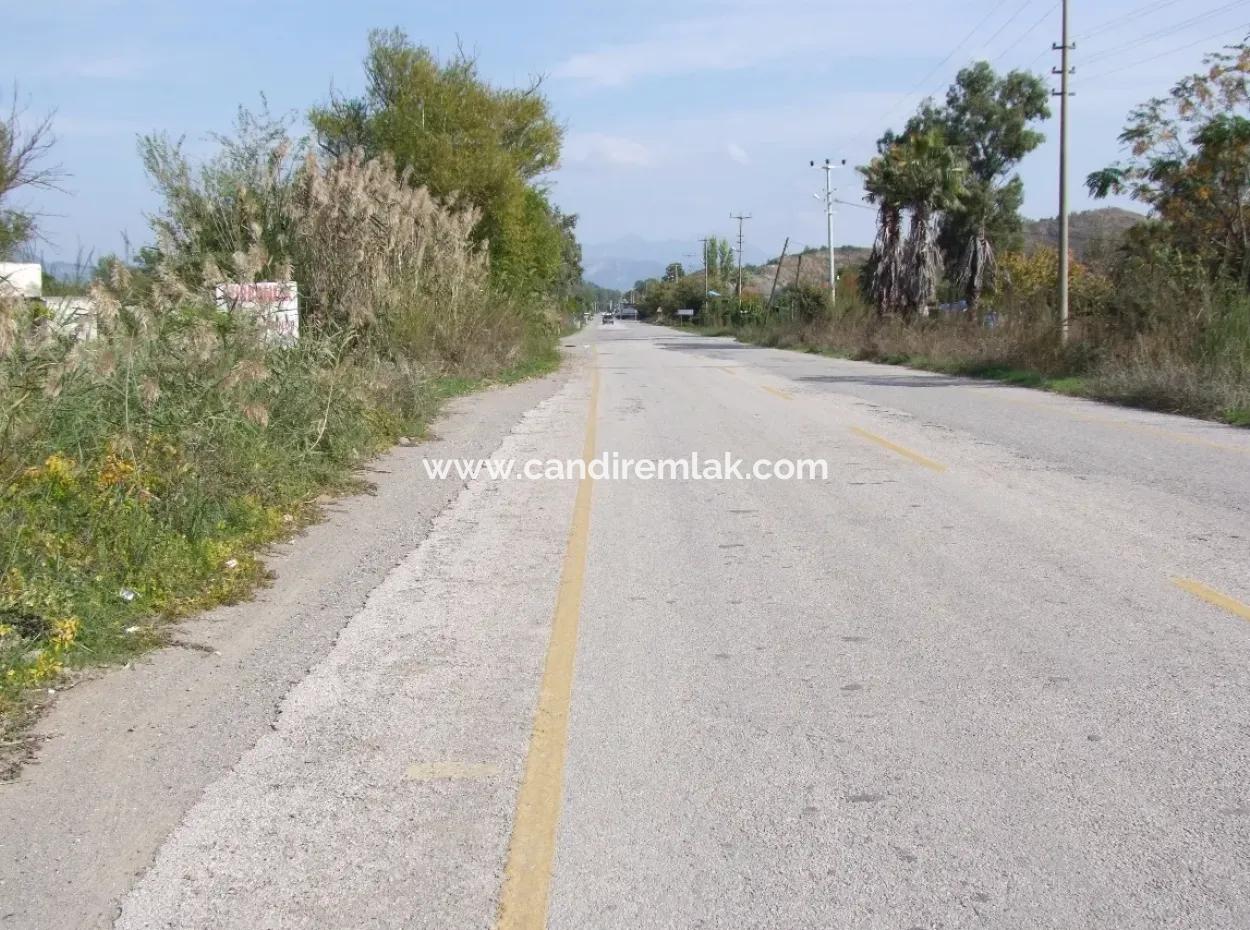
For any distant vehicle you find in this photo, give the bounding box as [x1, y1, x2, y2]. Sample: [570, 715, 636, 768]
[618, 305, 638, 320]
[601, 311, 615, 324]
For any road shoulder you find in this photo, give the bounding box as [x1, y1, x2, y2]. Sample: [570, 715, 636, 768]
[0, 364, 570, 930]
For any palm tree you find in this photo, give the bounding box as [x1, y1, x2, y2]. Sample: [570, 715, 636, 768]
[953, 179, 995, 316]
[860, 144, 907, 316]
[892, 129, 966, 317]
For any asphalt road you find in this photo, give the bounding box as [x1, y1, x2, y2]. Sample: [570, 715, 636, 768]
[7, 321, 1250, 929]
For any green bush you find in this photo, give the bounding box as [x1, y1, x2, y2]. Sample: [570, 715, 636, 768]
[0, 290, 444, 710]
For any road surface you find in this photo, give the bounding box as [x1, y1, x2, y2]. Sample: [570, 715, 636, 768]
[4, 321, 1249, 929]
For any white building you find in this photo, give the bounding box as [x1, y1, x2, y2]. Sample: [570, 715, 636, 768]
[0, 262, 43, 299]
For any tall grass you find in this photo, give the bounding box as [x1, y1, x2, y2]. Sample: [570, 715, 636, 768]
[709, 280, 1250, 426]
[0, 133, 561, 727]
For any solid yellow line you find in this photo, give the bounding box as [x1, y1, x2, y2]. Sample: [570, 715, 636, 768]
[761, 385, 793, 401]
[850, 426, 947, 473]
[495, 362, 599, 930]
[1173, 578, 1250, 622]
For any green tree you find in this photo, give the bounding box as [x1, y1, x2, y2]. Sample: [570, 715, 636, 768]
[699, 236, 735, 285]
[906, 62, 1050, 309]
[717, 239, 735, 281]
[1088, 41, 1250, 289]
[138, 102, 300, 284]
[860, 137, 907, 315]
[0, 89, 62, 260]
[861, 129, 966, 316]
[664, 261, 684, 282]
[310, 29, 569, 298]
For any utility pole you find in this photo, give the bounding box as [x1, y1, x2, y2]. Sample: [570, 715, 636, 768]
[767, 238, 790, 313]
[698, 237, 710, 311]
[731, 213, 751, 313]
[1054, 0, 1073, 344]
[811, 158, 845, 302]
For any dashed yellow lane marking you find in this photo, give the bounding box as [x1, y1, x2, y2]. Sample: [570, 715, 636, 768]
[495, 361, 599, 930]
[761, 385, 794, 401]
[1173, 578, 1250, 623]
[850, 426, 947, 473]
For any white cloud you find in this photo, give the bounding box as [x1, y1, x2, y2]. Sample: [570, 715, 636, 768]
[552, 2, 949, 88]
[563, 132, 656, 167]
[726, 142, 751, 165]
[554, 18, 819, 87]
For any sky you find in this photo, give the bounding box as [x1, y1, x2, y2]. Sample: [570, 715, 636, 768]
[8, 0, 1250, 268]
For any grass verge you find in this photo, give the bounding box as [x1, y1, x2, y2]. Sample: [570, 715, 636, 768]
[0, 331, 561, 767]
[679, 318, 1250, 427]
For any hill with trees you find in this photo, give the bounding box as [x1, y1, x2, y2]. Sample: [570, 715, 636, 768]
[1022, 207, 1146, 262]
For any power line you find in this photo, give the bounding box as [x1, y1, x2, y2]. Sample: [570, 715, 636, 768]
[1078, 0, 1190, 42]
[848, 0, 1017, 152]
[1026, 0, 1242, 70]
[1026, 40, 1056, 69]
[1084, 21, 1250, 78]
[1082, 0, 1250, 66]
[912, 0, 1037, 112]
[979, 0, 1039, 60]
[994, 2, 1060, 65]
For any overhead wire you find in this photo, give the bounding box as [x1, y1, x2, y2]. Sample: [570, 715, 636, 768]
[1082, 0, 1250, 66]
[993, 2, 1060, 65]
[978, 0, 1039, 59]
[1078, 0, 1191, 42]
[1084, 21, 1250, 79]
[846, 0, 1017, 153]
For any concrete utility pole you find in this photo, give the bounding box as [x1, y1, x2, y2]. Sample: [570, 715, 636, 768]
[731, 213, 751, 312]
[1054, 0, 1073, 344]
[811, 159, 845, 301]
[767, 238, 790, 313]
[698, 237, 710, 313]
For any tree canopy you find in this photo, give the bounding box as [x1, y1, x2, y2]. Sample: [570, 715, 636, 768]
[859, 62, 1049, 314]
[0, 88, 62, 260]
[1088, 42, 1250, 289]
[310, 29, 574, 299]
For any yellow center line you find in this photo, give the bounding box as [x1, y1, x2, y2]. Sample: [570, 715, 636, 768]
[850, 426, 947, 473]
[495, 358, 598, 930]
[718, 366, 737, 376]
[760, 385, 793, 401]
[1173, 578, 1250, 622]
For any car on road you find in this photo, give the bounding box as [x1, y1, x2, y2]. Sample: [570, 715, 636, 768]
[601, 311, 615, 324]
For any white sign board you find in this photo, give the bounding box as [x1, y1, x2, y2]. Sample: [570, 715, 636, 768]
[214, 281, 299, 343]
[676, 307, 695, 318]
[46, 296, 99, 341]
[0, 263, 43, 299]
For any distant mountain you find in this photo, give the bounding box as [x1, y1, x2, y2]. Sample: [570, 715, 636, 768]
[1022, 207, 1146, 260]
[43, 260, 95, 284]
[581, 235, 768, 290]
[582, 256, 669, 291]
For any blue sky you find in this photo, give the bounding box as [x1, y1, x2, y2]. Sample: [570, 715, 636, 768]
[9, 0, 1250, 265]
